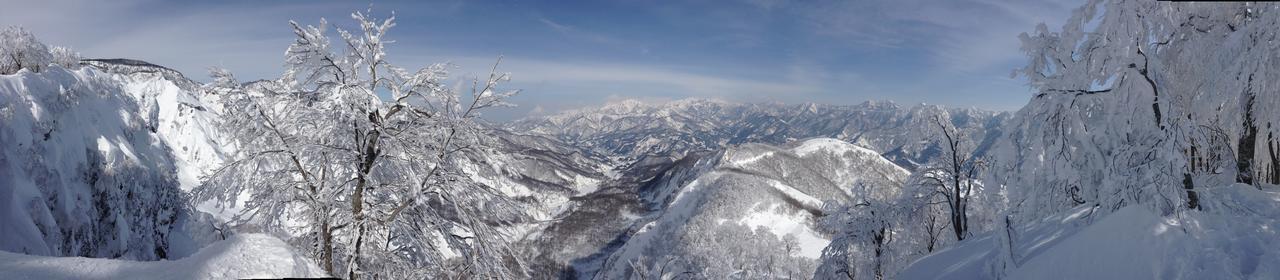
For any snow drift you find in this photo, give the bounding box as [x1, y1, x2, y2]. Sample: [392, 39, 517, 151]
[899, 183, 1280, 280]
[0, 233, 325, 279]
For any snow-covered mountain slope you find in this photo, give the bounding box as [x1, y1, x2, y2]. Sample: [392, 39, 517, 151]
[0, 233, 326, 280]
[82, 59, 228, 190]
[0, 66, 184, 260]
[40, 58, 613, 274]
[899, 183, 1280, 280]
[510, 98, 1008, 170]
[457, 129, 614, 234]
[517, 150, 689, 278]
[585, 138, 909, 279]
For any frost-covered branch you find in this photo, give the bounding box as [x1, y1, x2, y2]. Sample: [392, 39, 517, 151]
[194, 9, 527, 279]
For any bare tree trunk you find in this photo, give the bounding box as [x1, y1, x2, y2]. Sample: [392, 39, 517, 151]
[1184, 141, 1200, 211]
[1190, 141, 1199, 173]
[1183, 173, 1199, 210]
[1238, 77, 1258, 185]
[950, 140, 968, 241]
[934, 116, 970, 241]
[1238, 117, 1257, 185]
[349, 111, 383, 280]
[924, 213, 940, 253]
[873, 226, 890, 280]
[1268, 130, 1279, 184]
[1135, 46, 1163, 130]
[320, 219, 335, 274]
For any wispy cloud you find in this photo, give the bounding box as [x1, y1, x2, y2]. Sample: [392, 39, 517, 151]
[430, 55, 822, 98]
[537, 17, 573, 34]
[535, 16, 640, 53]
[791, 0, 1080, 73]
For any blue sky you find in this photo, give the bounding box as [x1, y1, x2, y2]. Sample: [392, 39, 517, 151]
[1, 0, 1082, 120]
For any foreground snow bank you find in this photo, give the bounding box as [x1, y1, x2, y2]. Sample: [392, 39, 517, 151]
[900, 183, 1280, 279]
[0, 234, 326, 279]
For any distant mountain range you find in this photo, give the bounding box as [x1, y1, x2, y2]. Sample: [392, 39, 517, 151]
[509, 97, 1009, 171]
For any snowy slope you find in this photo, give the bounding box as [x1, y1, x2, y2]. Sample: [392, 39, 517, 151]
[0, 234, 326, 280]
[899, 183, 1280, 280]
[592, 138, 910, 279]
[83, 59, 228, 191]
[467, 129, 613, 220]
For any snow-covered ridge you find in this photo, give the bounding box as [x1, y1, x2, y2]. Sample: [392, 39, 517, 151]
[0, 234, 325, 280]
[84, 58, 229, 191]
[791, 138, 879, 158]
[81, 59, 200, 91]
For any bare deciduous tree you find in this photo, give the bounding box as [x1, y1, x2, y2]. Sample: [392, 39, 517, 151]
[919, 115, 981, 241]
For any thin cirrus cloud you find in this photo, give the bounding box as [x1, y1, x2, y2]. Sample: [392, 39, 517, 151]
[786, 0, 1079, 73]
[0, 0, 1081, 120]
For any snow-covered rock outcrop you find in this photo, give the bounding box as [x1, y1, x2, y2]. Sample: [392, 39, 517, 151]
[83, 59, 228, 190]
[0, 66, 184, 260]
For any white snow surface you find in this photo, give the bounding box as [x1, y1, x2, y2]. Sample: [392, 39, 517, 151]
[899, 183, 1280, 280]
[0, 234, 326, 280]
[737, 203, 829, 259]
[791, 137, 879, 159]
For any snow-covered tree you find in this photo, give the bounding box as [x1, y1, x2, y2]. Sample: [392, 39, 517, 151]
[194, 10, 525, 279]
[896, 171, 953, 254]
[815, 199, 897, 280]
[814, 174, 922, 280]
[49, 46, 81, 69]
[986, 214, 1018, 279]
[915, 115, 982, 241]
[1, 26, 79, 74]
[996, 0, 1280, 224]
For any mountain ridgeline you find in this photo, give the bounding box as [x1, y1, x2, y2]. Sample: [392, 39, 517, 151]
[510, 98, 1008, 171]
